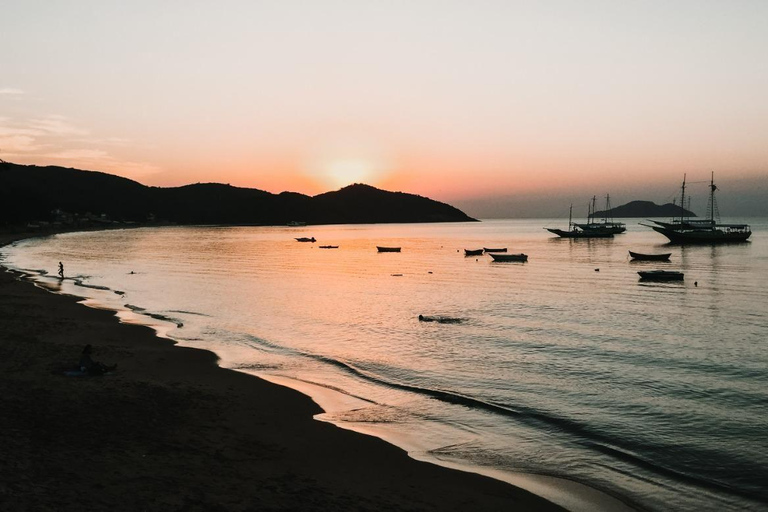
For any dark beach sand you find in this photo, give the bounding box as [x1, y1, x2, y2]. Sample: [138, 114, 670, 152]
[0, 232, 564, 511]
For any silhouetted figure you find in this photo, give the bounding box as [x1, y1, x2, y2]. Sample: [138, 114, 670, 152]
[58, 261, 64, 279]
[79, 345, 117, 375]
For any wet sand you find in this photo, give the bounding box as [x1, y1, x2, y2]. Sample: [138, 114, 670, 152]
[0, 232, 564, 511]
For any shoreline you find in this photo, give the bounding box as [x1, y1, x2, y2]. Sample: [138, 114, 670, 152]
[0, 229, 630, 511]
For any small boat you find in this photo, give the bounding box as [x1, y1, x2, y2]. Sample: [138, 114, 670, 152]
[377, 246, 401, 253]
[483, 248, 507, 253]
[318, 245, 339, 249]
[629, 251, 671, 261]
[490, 253, 528, 262]
[464, 249, 484, 256]
[295, 237, 316, 243]
[638, 270, 684, 281]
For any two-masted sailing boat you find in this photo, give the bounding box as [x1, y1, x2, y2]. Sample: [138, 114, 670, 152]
[643, 173, 751, 243]
[573, 194, 626, 235]
[545, 204, 615, 238]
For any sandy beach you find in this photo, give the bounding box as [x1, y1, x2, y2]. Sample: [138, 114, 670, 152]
[0, 232, 564, 512]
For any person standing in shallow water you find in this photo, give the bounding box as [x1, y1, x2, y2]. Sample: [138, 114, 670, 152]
[58, 261, 64, 279]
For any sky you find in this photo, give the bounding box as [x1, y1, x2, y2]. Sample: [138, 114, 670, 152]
[2, 0, 767, 217]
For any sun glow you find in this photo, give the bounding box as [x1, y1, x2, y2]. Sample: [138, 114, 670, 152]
[324, 159, 381, 188]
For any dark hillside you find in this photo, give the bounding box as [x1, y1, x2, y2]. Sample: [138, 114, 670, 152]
[0, 162, 475, 226]
[594, 200, 696, 218]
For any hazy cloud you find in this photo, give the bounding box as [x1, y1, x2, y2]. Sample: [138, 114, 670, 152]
[29, 115, 89, 136]
[0, 88, 25, 95]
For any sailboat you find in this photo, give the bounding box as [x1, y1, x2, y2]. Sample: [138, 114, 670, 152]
[642, 173, 751, 243]
[573, 195, 626, 234]
[545, 204, 614, 238]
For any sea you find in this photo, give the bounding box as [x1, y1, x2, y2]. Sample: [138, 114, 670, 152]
[2, 219, 767, 512]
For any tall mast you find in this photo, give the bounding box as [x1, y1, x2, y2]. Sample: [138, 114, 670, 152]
[710, 172, 716, 224]
[680, 174, 686, 224]
[591, 196, 597, 224]
[568, 204, 573, 229]
[604, 194, 612, 223]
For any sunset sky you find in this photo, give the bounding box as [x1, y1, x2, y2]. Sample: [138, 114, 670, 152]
[2, 1, 767, 216]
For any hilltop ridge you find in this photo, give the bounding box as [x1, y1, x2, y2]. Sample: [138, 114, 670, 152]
[594, 200, 696, 218]
[0, 162, 476, 226]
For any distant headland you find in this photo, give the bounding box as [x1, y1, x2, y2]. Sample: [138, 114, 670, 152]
[594, 200, 696, 218]
[0, 162, 476, 228]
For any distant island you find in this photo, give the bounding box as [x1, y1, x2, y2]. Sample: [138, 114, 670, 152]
[594, 200, 696, 218]
[0, 162, 476, 228]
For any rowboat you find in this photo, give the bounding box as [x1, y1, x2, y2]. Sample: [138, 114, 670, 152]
[637, 270, 684, 281]
[377, 246, 401, 253]
[464, 249, 484, 256]
[490, 253, 528, 262]
[318, 245, 339, 249]
[295, 237, 316, 243]
[629, 251, 671, 261]
[483, 248, 507, 253]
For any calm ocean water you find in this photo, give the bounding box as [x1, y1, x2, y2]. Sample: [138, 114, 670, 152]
[3, 219, 767, 511]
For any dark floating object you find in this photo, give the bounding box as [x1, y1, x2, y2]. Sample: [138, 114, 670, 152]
[595, 268, 600, 272]
[483, 247, 507, 253]
[418, 314, 465, 324]
[629, 250, 671, 261]
[490, 253, 528, 262]
[464, 249, 484, 256]
[638, 270, 684, 281]
[391, 273, 403, 277]
[295, 237, 316, 243]
[377, 246, 401, 252]
[318, 245, 339, 249]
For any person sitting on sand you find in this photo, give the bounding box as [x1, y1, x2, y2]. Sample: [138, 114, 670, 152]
[79, 344, 117, 375]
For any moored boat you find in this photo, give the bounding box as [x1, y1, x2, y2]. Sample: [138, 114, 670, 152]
[545, 205, 615, 238]
[464, 249, 484, 256]
[377, 246, 401, 252]
[318, 245, 339, 249]
[573, 194, 626, 234]
[483, 247, 507, 253]
[638, 270, 684, 281]
[490, 253, 528, 262]
[629, 251, 671, 261]
[643, 173, 751, 244]
[295, 237, 316, 243]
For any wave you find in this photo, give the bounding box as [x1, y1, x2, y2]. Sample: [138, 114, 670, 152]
[239, 332, 766, 505]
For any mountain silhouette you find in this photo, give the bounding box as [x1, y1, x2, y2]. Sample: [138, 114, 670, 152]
[594, 200, 696, 218]
[0, 162, 476, 226]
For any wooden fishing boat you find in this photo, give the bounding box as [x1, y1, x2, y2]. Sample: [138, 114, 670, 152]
[544, 205, 615, 238]
[629, 251, 671, 261]
[490, 253, 528, 262]
[573, 194, 626, 234]
[295, 237, 316, 243]
[318, 245, 339, 249]
[483, 248, 507, 253]
[464, 249, 484, 256]
[377, 246, 401, 253]
[643, 173, 751, 244]
[638, 270, 684, 281]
